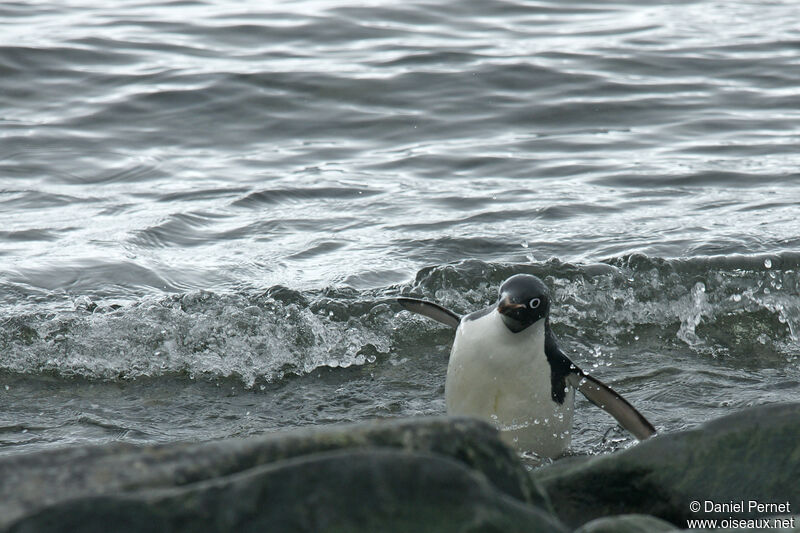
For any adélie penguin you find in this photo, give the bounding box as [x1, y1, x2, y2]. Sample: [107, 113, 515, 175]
[397, 273, 656, 458]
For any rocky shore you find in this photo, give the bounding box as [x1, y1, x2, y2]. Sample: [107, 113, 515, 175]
[1, 403, 798, 532]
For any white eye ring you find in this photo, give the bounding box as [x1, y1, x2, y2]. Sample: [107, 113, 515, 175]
[529, 298, 541, 309]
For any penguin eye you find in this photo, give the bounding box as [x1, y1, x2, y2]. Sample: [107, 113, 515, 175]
[528, 298, 541, 309]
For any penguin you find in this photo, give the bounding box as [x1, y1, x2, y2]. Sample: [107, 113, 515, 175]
[398, 273, 656, 458]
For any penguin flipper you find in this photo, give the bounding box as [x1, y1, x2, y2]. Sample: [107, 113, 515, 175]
[569, 370, 657, 441]
[396, 298, 461, 329]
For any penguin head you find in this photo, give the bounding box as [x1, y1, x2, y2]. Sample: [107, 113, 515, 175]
[496, 274, 550, 333]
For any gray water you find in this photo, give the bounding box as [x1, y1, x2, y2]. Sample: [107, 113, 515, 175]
[1, 0, 799, 458]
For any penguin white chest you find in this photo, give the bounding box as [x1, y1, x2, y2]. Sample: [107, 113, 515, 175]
[444, 311, 575, 458]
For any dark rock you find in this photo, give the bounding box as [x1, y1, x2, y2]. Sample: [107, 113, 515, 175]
[7, 449, 566, 533]
[0, 417, 556, 532]
[533, 403, 800, 528]
[575, 514, 678, 532]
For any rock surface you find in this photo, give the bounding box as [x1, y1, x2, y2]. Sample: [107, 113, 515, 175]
[575, 514, 678, 533]
[7, 449, 566, 533]
[534, 402, 800, 529]
[3, 403, 798, 532]
[0, 417, 561, 533]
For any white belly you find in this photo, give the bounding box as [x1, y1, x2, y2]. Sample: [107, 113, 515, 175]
[445, 311, 575, 458]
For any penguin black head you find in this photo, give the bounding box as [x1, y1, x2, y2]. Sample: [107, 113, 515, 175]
[497, 274, 550, 333]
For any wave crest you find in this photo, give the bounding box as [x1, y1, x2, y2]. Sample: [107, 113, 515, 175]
[2, 253, 797, 385]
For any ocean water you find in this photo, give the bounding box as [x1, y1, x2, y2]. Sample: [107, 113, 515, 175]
[1, 0, 799, 458]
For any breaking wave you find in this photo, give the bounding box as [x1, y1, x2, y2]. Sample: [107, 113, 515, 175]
[2, 253, 798, 386]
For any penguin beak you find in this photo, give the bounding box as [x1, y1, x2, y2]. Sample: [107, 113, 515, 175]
[497, 296, 525, 317]
[497, 294, 529, 333]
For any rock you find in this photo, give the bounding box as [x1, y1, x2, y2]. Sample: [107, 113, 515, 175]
[6, 448, 566, 533]
[0, 417, 559, 532]
[533, 403, 800, 528]
[575, 514, 678, 532]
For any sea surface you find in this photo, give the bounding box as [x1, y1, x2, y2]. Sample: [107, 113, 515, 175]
[1, 0, 799, 459]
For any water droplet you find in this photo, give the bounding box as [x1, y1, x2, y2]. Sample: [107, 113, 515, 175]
[521, 240, 529, 249]
[4, 385, 8, 391]
[764, 258, 772, 269]
[259, 384, 265, 391]
[732, 294, 742, 302]
[634, 335, 639, 341]
[764, 287, 770, 294]
[694, 281, 706, 293]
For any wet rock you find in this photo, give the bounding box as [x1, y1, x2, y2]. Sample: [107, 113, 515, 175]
[0, 417, 558, 532]
[575, 514, 678, 532]
[6, 448, 565, 533]
[534, 403, 800, 528]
